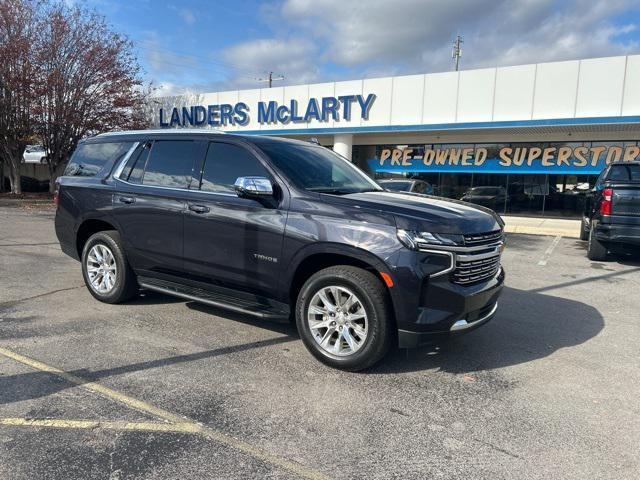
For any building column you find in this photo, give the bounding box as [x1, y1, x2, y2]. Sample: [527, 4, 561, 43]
[333, 133, 354, 161]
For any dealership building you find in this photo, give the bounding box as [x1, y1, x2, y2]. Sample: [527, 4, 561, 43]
[153, 54, 640, 217]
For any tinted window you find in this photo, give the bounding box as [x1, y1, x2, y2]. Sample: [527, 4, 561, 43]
[199, 142, 269, 193]
[607, 164, 640, 181]
[121, 142, 151, 184]
[64, 142, 133, 177]
[142, 141, 199, 188]
[258, 142, 381, 194]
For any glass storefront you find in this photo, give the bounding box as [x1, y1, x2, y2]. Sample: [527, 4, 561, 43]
[352, 140, 640, 218]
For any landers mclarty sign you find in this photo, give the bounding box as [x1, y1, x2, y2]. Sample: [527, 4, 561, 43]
[370, 144, 640, 174]
[159, 94, 376, 127]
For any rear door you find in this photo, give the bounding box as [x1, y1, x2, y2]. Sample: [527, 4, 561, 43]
[182, 140, 287, 298]
[113, 139, 206, 275]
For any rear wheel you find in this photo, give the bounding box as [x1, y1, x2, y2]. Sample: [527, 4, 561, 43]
[579, 217, 589, 241]
[587, 224, 608, 261]
[81, 230, 138, 303]
[295, 265, 392, 371]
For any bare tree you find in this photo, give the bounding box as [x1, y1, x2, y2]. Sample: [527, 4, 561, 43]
[0, 0, 39, 194]
[34, 3, 148, 192]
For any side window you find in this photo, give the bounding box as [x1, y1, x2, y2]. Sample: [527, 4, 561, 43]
[608, 165, 629, 181]
[121, 142, 151, 184]
[64, 142, 133, 177]
[199, 142, 269, 193]
[142, 141, 200, 188]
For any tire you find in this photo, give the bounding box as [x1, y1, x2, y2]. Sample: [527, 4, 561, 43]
[40, 157, 46, 164]
[579, 217, 589, 241]
[587, 224, 608, 261]
[295, 265, 393, 371]
[81, 230, 138, 303]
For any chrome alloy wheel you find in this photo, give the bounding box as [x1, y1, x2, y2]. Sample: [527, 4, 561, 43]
[307, 286, 368, 357]
[86, 244, 117, 294]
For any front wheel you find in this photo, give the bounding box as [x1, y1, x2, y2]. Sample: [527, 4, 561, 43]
[295, 265, 393, 371]
[81, 230, 138, 303]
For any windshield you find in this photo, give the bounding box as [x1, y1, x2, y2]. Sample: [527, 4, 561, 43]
[381, 181, 412, 191]
[258, 142, 382, 194]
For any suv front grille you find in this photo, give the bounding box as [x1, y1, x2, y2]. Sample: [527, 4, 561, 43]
[453, 253, 501, 285]
[463, 230, 503, 246]
[447, 230, 504, 285]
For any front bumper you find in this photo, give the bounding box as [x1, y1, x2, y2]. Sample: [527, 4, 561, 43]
[391, 262, 505, 348]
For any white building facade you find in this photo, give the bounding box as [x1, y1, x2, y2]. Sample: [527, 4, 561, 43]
[153, 55, 640, 217]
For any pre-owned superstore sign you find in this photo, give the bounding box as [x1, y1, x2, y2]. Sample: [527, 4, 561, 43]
[370, 144, 640, 174]
[159, 94, 376, 127]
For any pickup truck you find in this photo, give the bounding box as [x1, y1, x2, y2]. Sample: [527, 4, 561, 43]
[581, 161, 640, 260]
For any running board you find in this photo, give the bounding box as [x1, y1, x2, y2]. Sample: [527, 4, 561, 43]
[138, 276, 290, 320]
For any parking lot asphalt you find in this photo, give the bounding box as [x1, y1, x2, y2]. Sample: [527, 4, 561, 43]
[0, 205, 639, 480]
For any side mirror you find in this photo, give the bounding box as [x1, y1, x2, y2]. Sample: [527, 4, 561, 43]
[234, 176, 273, 198]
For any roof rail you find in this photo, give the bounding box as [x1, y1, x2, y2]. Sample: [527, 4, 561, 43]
[96, 128, 226, 137]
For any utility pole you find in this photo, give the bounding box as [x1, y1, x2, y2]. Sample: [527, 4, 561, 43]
[257, 71, 284, 88]
[452, 35, 463, 71]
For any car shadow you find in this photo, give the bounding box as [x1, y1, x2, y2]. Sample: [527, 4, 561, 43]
[370, 285, 604, 374]
[0, 285, 604, 405]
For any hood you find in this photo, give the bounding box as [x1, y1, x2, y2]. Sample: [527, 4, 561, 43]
[335, 191, 503, 234]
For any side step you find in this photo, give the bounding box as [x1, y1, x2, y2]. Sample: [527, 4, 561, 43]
[138, 276, 290, 320]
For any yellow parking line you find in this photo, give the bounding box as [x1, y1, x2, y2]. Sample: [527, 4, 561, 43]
[0, 417, 198, 433]
[0, 346, 329, 480]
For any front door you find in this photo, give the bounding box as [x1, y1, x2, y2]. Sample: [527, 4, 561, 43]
[182, 140, 287, 298]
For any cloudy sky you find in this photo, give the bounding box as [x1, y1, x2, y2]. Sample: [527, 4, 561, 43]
[88, 0, 640, 96]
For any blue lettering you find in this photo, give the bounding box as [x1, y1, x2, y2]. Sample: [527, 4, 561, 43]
[338, 95, 356, 120]
[159, 108, 169, 127]
[258, 101, 277, 124]
[220, 104, 234, 125]
[193, 106, 207, 125]
[321, 97, 339, 121]
[233, 102, 249, 126]
[170, 107, 180, 127]
[357, 94, 376, 120]
[207, 105, 220, 126]
[304, 98, 321, 122]
[276, 105, 290, 123]
[181, 106, 194, 126]
[290, 100, 304, 122]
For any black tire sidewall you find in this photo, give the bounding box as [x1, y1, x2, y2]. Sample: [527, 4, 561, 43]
[587, 224, 608, 261]
[81, 231, 132, 303]
[296, 267, 389, 370]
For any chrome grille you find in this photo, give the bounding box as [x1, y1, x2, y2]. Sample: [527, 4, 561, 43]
[463, 230, 503, 246]
[453, 253, 501, 285]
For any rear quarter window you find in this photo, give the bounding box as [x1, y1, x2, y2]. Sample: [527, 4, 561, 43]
[64, 142, 133, 177]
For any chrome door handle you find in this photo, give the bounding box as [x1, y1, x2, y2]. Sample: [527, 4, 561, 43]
[189, 204, 210, 214]
[118, 196, 135, 204]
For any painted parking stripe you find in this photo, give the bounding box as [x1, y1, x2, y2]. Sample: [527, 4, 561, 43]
[537, 235, 562, 266]
[0, 346, 329, 480]
[0, 418, 199, 433]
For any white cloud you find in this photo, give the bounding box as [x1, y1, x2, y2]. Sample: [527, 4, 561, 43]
[222, 37, 320, 87]
[277, 0, 640, 73]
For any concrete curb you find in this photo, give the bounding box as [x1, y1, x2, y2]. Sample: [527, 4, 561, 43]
[504, 225, 580, 238]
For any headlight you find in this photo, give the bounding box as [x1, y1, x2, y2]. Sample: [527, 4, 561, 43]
[396, 229, 464, 250]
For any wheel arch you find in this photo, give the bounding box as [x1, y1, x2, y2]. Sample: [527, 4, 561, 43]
[285, 244, 398, 319]
[75, 217, 119, 258]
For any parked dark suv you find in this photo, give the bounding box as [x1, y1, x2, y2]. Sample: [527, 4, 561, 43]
[55, 130, 505, 370]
